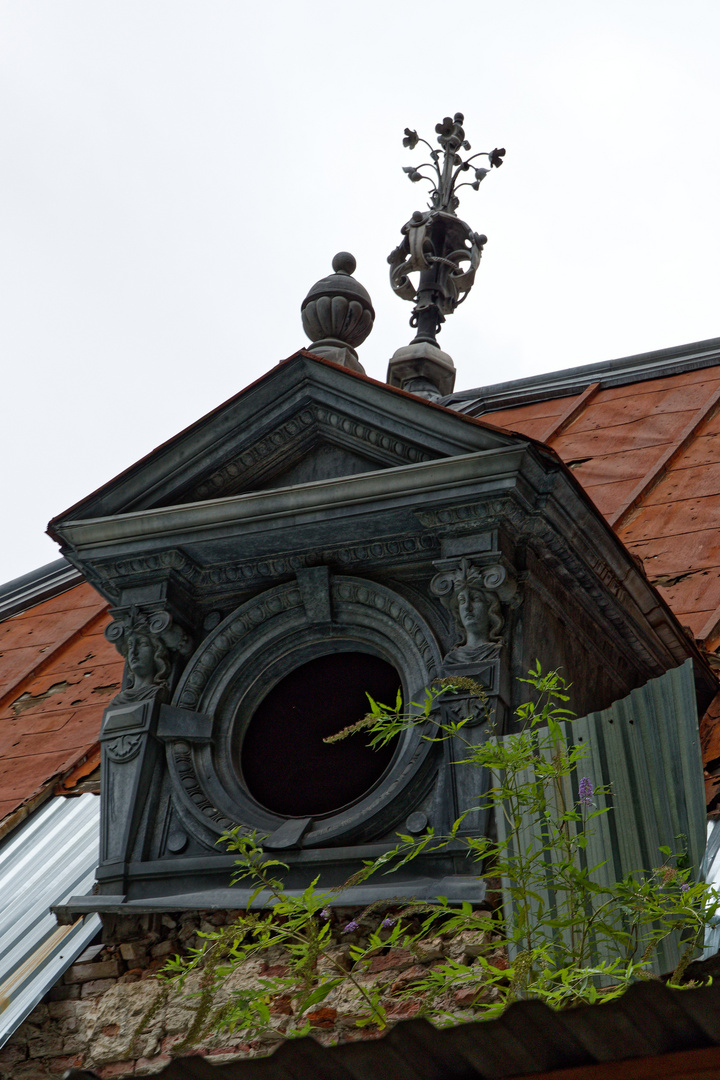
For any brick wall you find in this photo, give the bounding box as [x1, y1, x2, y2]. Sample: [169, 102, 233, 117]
[0, 911, 500, 1079]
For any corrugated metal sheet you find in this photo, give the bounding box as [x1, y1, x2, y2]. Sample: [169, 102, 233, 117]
[63, 980, 720, 1080]
[0, 793, 101, 1047]
[495, 660, 706, 975]
[701, 818, 720, 957]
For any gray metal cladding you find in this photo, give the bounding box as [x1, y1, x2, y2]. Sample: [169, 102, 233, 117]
[494, 660, 706, 974]
[0, 793, 101, 1047]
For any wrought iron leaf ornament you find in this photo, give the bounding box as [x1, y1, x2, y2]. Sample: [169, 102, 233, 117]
[401, 111, 505, 214]
[388, 113, 505, 354]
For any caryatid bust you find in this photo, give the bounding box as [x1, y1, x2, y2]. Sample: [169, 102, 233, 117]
[431, 559, 506, 665]
[105, 609, 192, 703]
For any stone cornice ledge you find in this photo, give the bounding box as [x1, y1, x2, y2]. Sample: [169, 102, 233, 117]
[52, 446, 531, 553]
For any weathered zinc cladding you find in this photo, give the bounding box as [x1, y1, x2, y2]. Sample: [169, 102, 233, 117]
[495, 661, 706, 976]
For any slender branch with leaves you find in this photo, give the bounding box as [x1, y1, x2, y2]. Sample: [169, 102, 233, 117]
[148, 665, 719, 1049]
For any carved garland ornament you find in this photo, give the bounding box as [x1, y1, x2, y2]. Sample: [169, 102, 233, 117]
[177, 586, 304, 710]
[333, 579, 437, 669]
[173, 742, 235, 832]
[104, 732, 144, 763]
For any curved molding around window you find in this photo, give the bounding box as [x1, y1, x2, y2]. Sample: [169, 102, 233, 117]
[167, 575, 443, 850]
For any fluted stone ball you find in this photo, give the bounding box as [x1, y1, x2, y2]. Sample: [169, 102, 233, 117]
[301, 252, 375, 350]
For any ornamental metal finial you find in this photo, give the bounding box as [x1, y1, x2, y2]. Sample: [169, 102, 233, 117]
[386, 113, 505, 400]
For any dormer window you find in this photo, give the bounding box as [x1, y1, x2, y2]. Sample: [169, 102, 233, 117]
[239, 651, 400, 818]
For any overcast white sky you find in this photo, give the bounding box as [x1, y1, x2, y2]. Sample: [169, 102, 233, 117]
[2, 1, 720, 583]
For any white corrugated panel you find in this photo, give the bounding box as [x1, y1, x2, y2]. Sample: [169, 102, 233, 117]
[0, 794, 101, 1047]
[701, 819, 720, 957]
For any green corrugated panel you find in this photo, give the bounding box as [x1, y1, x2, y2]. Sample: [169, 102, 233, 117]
[494, 660, 705, 976]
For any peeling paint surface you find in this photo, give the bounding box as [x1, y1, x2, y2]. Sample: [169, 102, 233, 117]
[0, 583, 122, 825]
[481, 367, 720, 644]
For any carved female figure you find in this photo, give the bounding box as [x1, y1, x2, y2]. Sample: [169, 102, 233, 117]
[105, 609, 190, 704]
[431, 558, 504, 665]
[451, 582, 503, 664]
[119, 628, 172, 701]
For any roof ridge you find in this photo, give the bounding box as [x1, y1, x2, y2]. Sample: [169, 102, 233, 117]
[445, 335, 720, 414]
[0, 559, 82, 622]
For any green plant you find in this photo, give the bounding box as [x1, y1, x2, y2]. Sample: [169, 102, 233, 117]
[150, 666, 719, 1048]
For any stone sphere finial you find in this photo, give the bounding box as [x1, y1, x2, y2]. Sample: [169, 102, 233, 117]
[301, 253, 375, 373]
[332, 251, 356, 275]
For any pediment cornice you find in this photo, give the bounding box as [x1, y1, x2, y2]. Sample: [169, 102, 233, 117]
[184, 401, 438, 503]
[48, 353, 517, 529]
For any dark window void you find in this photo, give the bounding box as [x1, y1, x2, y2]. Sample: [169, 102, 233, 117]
[240, 652, 400, 817]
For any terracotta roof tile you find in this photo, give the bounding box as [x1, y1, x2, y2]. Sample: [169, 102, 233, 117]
[0, 607, 94, 649]
[621, 498, 720, 543]
[552, 414, 694, 458]
[574, 479, 639, 517]
[672, 432, 720, 468]
[480, 370, 720, 643]
[7, 354, 720, 823]
[625, 530, 720, 576]
[642, 462, 720, 504]
[598, 364, 720, 397]
[477, 361, 720, 784]
[0, 663, 121, 721]
[487, 398, 567, 424]
[701, 691, 720, 760]
[569, 446, 665, 485]
[0, 582, 122, 828]
[485, 416, 553, 440]
[652, 570, 720, 615]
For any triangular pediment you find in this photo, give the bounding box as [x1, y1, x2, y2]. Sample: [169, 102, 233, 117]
[49, 352, 523, 528]
[257, 442, 394, 492]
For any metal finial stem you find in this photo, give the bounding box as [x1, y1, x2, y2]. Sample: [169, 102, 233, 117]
[386, 114, 505, 399]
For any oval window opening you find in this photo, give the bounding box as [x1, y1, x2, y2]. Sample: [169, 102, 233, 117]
[240, 652, 401, 817]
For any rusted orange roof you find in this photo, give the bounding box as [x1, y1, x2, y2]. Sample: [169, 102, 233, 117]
[0, 579, 121, 832]
[458, 352, 720, 797]
[475, 364, 720, 646]
[7, 341, 720, 824]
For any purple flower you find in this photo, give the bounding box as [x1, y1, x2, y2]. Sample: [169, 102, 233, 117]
[319, 908, 331, 920]
[382, 917, 396, 929]
[578, 777, 594, 806]
[342, 920, 359, 934]
[681, 883, 690, 892]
